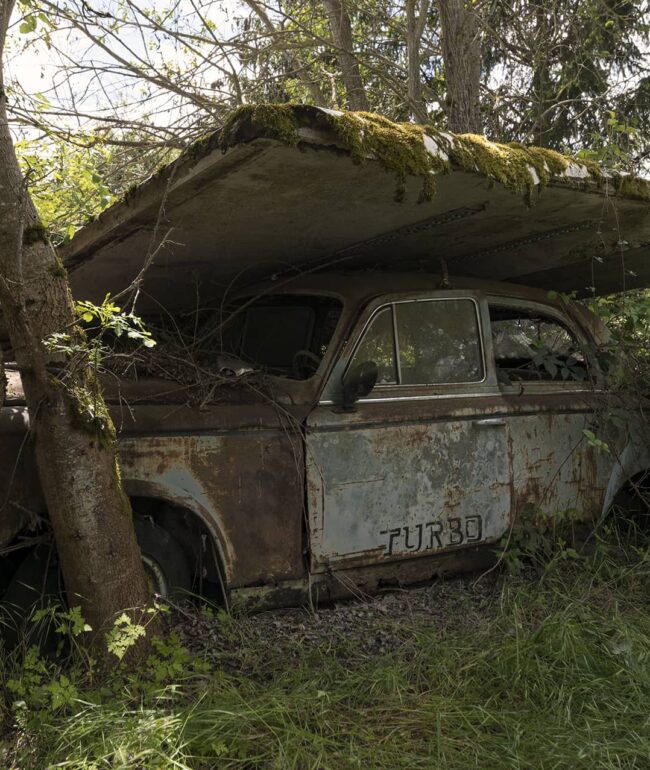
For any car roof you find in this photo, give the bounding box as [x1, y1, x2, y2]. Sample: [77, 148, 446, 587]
[241, 271, 570, 306]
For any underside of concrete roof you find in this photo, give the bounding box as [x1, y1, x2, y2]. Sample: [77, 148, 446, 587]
[60, 104, 650, 309]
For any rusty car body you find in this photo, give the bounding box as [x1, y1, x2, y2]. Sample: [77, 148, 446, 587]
[2, 271, 649, 607]
[1, 105, 649, 608]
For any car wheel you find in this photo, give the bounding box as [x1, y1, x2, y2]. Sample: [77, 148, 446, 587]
[0, 547, 62, 653]
[134, 518, 193, 599]
[1, 520, 192, 650]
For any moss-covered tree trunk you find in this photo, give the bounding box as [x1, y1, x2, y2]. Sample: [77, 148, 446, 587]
[0, 0, 151, 642]
[438, 0, 482, 133]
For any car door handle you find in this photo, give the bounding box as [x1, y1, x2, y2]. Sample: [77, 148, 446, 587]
[473, 418, 506, 427]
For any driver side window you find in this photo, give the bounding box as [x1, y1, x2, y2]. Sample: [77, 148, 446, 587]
[351, 297, 484, 387]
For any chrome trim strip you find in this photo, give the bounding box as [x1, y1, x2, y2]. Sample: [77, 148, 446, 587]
[318, 387, 598, 406]
[391, 303, 402, 385]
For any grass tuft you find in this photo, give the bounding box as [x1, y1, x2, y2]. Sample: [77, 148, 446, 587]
[2, 535, 650, 769]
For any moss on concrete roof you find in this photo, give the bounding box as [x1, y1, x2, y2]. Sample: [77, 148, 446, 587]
[213, 103, 650, 205]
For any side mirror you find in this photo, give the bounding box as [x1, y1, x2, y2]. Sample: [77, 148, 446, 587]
[341, 361, 378, 411]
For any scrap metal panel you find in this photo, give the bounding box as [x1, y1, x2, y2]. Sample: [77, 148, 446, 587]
[307, 414, 511, 569]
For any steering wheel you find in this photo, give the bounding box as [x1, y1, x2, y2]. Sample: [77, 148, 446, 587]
[291, 349, 321, 379]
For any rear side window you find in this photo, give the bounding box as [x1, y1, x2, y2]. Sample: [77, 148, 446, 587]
[351, 297, 484, 386]
[490, 306, 587, 383]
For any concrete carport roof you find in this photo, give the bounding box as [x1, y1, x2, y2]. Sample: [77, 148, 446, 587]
[60, 104, 650, 311]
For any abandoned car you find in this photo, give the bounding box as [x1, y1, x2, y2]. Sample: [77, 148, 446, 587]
[1, 105, 649, 610]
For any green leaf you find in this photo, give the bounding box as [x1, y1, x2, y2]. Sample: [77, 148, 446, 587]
[19, 15, 37, 33]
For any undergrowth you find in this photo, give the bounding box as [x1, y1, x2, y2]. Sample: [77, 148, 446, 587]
[2, 529, 650, 769]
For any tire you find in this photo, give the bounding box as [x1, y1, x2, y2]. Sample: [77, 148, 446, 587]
[0, 547, 62, 653]
[134, 518, 193, 599]
[611, 482, 650, 535]
[1, 520, 192, 651]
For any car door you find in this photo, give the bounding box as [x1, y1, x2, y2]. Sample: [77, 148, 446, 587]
[486, 297, 616, 520]
[305, 291, 513, 571]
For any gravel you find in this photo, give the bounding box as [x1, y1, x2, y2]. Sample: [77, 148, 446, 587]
[171, 571, 500, 670]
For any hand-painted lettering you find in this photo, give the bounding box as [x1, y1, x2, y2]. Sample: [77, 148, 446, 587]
[465, 515, 482, 542]
[380, 515, 484, 556]
[448, 517, 463, 545]
[425, 521, 443, 549]
[404, 524, 423, 551]
[379, 527, 402, 556]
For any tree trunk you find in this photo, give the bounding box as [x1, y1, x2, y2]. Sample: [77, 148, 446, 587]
[243, 0, 329, 107]
[322, 0, 369, 111]
[405, 0, 429, 123]
[438, 0, 482, 133]
[530, 4, 552, 146]
[0, 0, 152, 644]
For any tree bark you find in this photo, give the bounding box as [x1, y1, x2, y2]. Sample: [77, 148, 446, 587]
[438, 0, 482, 133]
[0, 0, 152, 644]
[405, 0, 430, 123]
[322, 0, 369, 111]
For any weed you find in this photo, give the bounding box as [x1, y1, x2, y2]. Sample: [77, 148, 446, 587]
[2, 531, 650, 769]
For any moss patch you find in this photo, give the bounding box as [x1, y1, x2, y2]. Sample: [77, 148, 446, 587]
[214, 103, 650, 206]
[221, 103, 302, 147]
[70, 378, 117, 448]
[23, 222, 49, 246]
[50, 345, 117, 449]
[614, 175, 650, 202]
[323, 111, 449, 202]
[219, 105, 450, 202]
[48, 255, 68, 278]
[451, 137, 558, 203]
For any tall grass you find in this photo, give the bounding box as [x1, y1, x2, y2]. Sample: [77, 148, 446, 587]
[2, 537, 650, 769]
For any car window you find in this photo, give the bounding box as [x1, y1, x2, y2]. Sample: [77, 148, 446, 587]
[395, 300, 483, 384]
[201, 294, 343, 379]
[351, 297, 484, 386]
[353, 306, 398, 384]
[489, 305, 587, 383]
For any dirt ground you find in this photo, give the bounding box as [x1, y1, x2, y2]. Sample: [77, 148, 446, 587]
[171, 570, 502, 668]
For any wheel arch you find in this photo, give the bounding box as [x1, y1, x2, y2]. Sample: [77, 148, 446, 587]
[122, 477, 234, 587]
[602, 438, 650, 517]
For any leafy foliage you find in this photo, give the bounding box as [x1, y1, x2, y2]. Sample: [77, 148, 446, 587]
[14, 135, 177, 245]
[589, 289, 650, 394]
[15, 138, 116, 245]
[106, 613, 147, 661]
[483, 0, 650, 163]
[76, 297, 156, 349]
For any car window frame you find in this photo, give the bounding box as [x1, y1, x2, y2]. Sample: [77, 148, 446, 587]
[319, 290, 500, 404]
[486, 296, 600, 393]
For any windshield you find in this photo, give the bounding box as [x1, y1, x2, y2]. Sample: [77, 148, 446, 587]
[218, 294, 343, 380]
